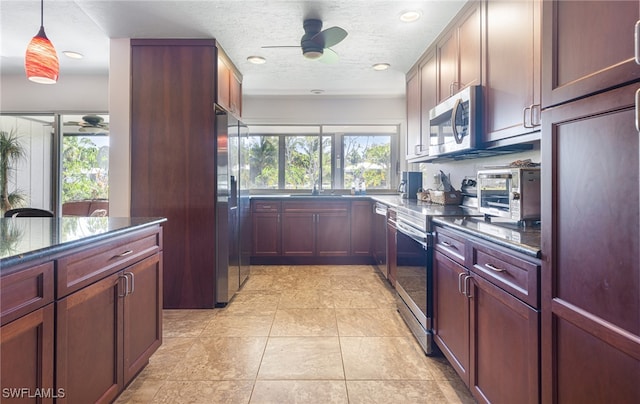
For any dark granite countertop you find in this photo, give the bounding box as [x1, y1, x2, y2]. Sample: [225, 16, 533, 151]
[0, 217, 166, 270]
[433, 216, 541, 258]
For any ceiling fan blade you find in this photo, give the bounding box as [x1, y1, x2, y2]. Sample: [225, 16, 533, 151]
[312, 26, 348, 48]
[318, 48, 339, 64]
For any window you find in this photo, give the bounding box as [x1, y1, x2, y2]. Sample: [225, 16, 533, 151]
[246, 124, 397, 191]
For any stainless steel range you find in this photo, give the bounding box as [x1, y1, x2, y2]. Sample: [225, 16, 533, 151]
[390, 203, 479, 355]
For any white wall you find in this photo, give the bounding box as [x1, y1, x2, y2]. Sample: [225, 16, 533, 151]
[0, 74, 108, 113]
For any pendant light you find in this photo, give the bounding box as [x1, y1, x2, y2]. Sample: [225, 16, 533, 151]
[25, 0, 59, 84]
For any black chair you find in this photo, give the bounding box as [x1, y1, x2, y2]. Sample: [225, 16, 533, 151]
[4, 208, 54, 218]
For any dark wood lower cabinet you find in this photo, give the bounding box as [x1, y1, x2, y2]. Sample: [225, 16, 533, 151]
[56, 272, 123, 404]
[433, 224, 541, 404]
[433, 251, 470, 383]
[282, 212, 315, 256]
[56, 254, 163, 403]
[350, 201, 373, 256]
[0, 304, 55, 403]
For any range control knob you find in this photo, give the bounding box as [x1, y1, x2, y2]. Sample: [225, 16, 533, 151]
[512, 192, 521, 200]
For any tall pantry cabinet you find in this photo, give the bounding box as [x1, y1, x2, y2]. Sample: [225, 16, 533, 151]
[130, 39, 237, 308]
[541, 1, 640, 402]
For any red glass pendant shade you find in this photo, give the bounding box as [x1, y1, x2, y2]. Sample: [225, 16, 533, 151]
[25, 26, 59, 84]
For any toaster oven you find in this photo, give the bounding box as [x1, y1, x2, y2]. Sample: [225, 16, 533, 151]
[477, 167, 541, 221]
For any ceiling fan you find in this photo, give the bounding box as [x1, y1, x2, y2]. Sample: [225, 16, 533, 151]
[64, 115, 109, 133]
[262, 19, 348, 64]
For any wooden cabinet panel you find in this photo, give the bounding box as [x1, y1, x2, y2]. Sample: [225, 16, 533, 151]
[406, 69, 421, 159]
[56, 272, 123, 404]
[484, 0, 541, 143]
[438, 2, 482, 102]
[433, 226, 466, 266]
[1, 304, 54, 403]
[542, 0, 640, 108]
[281, 212, 315, 256]
[317, 211, 350, 256]
[230, 73, 242, 117]
[131, 39, 217, 309]
[470, 272, 539, 404]
[252, 213, 281, 256]
[350, 201, 372, 256]
[1, 261, 53, 326]
[123, 253, 163, 383]
[419, 51, 437, 154]
[541, 83, 640, 403]
[57, 227, 160, 298]
[217, 56, 231, 110]
[433, 251, 470, 384]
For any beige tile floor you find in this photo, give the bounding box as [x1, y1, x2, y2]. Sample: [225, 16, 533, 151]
[116, 265, 475, 404]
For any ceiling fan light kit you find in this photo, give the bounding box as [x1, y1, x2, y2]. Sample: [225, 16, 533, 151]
[25, 0, 59, 84]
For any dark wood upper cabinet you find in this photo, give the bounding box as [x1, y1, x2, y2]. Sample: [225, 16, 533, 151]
[406, 68, 422, 159]
[541, 0, 640, 108]
[483, 0, 541, 144]
[437, 2, 482, 102]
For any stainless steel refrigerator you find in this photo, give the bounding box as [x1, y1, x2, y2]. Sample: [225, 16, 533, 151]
[215, 106, 250, 306]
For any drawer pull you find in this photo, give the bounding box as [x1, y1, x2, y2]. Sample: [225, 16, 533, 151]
[119, 274, 129, 297]
[116, 250, 133, 258]
[485, 263, 506, 273]
[262, 205, 271, 209]
[441, 241, 456, 249]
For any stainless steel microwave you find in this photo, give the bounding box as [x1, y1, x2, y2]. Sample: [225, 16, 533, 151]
[477, 167, 541, 221]
[428, 85, 481, 157]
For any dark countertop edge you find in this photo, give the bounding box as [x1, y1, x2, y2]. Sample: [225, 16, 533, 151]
[432, 217, 541, 259]
[0, 217, 167, 269]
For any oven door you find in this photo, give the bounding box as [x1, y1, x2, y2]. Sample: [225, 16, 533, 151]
[394, 219, 432, 354]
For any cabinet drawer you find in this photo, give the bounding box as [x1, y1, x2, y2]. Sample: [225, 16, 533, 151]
[434, 227, 467, 265]
[57, 227, 161, 298]
[1, 261, 54, 326]
[252, 200, 281, 213]
[470, 241, 540, 308]
[283, 201, 349, 213]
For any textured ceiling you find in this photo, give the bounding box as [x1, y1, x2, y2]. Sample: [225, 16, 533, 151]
[1, 0, 467, 96]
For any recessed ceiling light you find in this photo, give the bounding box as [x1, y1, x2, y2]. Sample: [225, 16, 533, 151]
[63, 51, 84, 59]
[310, 89, 324, 95]
[372, 63, 390, 71]
[247, 56, 266, 64]
[400, 10, 421, 23]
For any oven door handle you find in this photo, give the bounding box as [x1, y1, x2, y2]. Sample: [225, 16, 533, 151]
[396, 221, 429, 248]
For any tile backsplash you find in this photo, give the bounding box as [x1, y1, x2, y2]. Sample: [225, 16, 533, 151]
[411, 144, 541, 191]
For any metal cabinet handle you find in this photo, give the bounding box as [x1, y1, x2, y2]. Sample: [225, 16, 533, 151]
[119, 273, 129, 298]
[441, 240, 456, 249]
[523, 105, 533, 128]
[485, 263, 506, 273]
[458, 272, 465, 294]
[464, 275, 473, 298]
[635, 20, 640, 65]
[635, 88, 640, 132]
[127, 272, 135, 295]
[277, 213, 280, 223]
[116, 250, 133, 258]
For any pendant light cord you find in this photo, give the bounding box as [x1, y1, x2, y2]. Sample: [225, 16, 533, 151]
[40, 0, 44, 27]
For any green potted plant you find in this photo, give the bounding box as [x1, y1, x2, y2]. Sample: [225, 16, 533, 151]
[0, 128, 27, 214]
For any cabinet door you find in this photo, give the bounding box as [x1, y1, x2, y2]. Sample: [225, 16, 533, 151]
[56, 272, 123, 404]
[350, 201, 372, 256]
[123, 253, 163, 383]
[541, 83, 640, 403]
[252, 212, 281, 256]
[230, 73, 242, 117]
[419, 51, 437, 157]
[542, 0, 640, 108]
[217, 56, 231, 110]
[484, 0, 541, 143]
[1, 304, 54, 403]
[470, 273, 539, 404]
[433, 251, 470, 385]
[406, 69, 422, 159]
[281, 212, 315, 256]
[438, 30, 458, 102]
[457, 2, 482, 91]
[317, 211, 350, 256]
